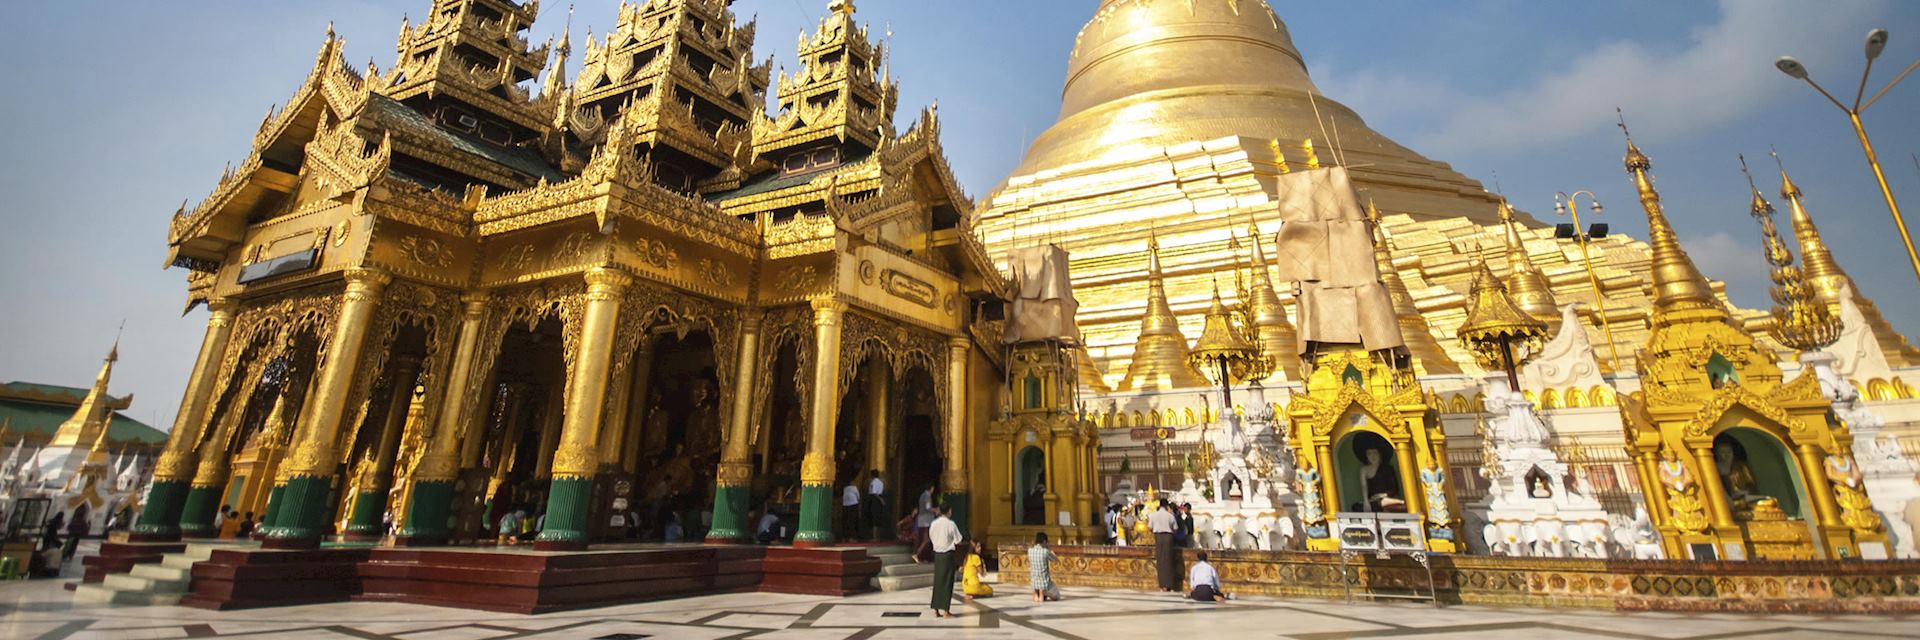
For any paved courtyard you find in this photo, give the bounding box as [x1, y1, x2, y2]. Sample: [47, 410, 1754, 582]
[3, 544, 1916, 639]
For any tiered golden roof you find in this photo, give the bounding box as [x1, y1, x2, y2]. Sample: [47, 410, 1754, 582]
[1187, 280, 1259, 384]
[1456, 255, 1549, 372]
[384, 0, 553, 134]
[754, 0, 897, 159]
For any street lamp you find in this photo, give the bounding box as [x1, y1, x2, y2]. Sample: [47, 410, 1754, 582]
[1552, 191, 1622, 373]
[1777, 28, 1920, 285]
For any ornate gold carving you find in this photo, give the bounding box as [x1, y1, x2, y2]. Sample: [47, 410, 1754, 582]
[636, 238, 678, 271]
[776, 265, 820, 293]
[697, 258, 734, 288]
[1835, 484, 1882, 534]
[333, 220, 350, 247]
[800, 452, 835, 486]
[859, 260, 876, 284]
[716, 461, 753, 488]
[397, 235, 453, 269]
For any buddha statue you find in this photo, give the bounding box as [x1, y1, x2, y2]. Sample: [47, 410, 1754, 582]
[1713, 441, 1764, 513]
[1360, 447, 1406, 512]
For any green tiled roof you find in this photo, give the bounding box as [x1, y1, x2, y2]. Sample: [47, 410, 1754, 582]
[0, 399, 164, 444]
[365, 94, 565, 183]
[710, 148, 874, 202]
[0, 382, 129, 408]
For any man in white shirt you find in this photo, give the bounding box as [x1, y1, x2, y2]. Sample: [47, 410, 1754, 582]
[865, 470, 886, 540]
[756, 508, 783, 545]
[1148, 502, 1181, 592]
[1187, 550, 1228, 602]
[926, 505, 962, 618]
[841, 477, 863, 540]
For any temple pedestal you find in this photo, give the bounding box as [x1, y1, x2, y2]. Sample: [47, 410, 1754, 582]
[1472, 376, 1613, 558]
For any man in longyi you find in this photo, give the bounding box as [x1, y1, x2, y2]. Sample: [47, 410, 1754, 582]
[1148, 500, 1181, 592]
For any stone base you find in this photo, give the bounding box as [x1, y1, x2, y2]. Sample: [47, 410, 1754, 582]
[76, 541, 187, 584]
[176, 544, 885, 614]
[998, 544, 1920, 613]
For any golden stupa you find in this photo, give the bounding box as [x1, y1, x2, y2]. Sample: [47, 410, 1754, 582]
[976, 0, 1920, 390]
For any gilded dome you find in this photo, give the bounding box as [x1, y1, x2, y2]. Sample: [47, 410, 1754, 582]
[1010, 0, 1497, 222]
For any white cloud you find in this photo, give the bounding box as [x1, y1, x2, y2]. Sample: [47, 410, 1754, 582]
[1319, 0, 1886, 154]
[1682, 230, 1772, 308]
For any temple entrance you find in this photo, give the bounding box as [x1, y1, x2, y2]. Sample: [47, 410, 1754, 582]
[756, 342, 806, 507]
[622, 329, 720, 542]
[1712, 428, 1807, 520]
[453, 317, 566, 544]
[1014, 446, 1045, 525]
[210, 331, 320, 536]
[335, 324, 431, 537]
[891, 366, 943, 526]
[1334, 430, 1406, 513]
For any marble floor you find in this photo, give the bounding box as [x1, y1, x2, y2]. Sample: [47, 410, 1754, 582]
[4, 543, 1916, 639]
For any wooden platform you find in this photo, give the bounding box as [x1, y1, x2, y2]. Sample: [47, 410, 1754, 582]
[174, 543, 882, 614]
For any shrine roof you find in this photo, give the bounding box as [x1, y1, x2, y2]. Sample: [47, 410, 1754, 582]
[366, 94, 565, 184]
[710, 148, 874, 202]
[0, 398, 164, 444]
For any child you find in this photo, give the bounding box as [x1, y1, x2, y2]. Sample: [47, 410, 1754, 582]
[962, 540, 993, 602]
[1028, 532, 1060, 602]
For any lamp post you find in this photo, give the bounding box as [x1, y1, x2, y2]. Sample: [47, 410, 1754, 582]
[1552, 191, 1621, 373]
[1777, 28, 1920, 285]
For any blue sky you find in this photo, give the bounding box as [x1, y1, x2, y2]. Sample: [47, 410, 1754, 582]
[2, 1, 1917, 432]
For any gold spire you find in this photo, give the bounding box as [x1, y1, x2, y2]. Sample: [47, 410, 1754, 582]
[50, 342, 120, 449]
[1457, 253, 1549, 375]
[1117, 232, 1212, 391]
[541, 4, 572, 103]
[1744, 156, 1839, 352]
[1245, 222, 1299, 377]
[1775, 155, 1920, 365]
[829, 0, 856, 15]
[1498, 200, 1559, 323]
[1621, 129, 1723, 320]
[1368, 200, 1464, 374]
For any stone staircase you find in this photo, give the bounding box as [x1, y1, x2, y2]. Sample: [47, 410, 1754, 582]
[73, 543, 223, 606]
[866, 545, 940, 592]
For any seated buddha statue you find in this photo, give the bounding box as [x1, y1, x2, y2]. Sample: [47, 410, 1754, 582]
[1713, 442, 1765, 514]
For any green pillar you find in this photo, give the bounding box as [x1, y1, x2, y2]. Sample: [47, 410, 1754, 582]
[132, 480, 192, 540]
[342, 489, 386, 537]
[264, 475, 333, 547]
[793, 484, 835, 545]
[137, 299, 237, 541]
[396, 480, 454, 545]
[707, 482, 750, 543]
[259, 481, 287, 532]
[176, 485, 222, 538]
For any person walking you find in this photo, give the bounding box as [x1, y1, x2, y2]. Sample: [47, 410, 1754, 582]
[865, 469, 886, 540]
[911, 484, 937, 563]
[1187, 550, 1230, 602]
[1102, 504, 1119, 545]
[1028, 532, 1060, 602]
[841, 476, 863, 540]
[1148, 502, 1180, 592]
[926, 505, 962, 618]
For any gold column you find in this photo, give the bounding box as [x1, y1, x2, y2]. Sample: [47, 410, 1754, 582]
[943, 336, 969, 494]
[549, 267, 629, 481]
[1693, 445, 1737, 531]
[1316, 446, 1338, 514]
[533, 379, 566, 478]
[597, 366, 633, 467]
[155, 299, 237, 484]
[618, 341, 655, 473]
[718, 314, 762, 490]
[794, 299, 845, 545]
[1393, 436, 1424, 517]
[801, 299, 846, 488]
[1795, 443, 1843, 529]
[370, 358, 421, 483]
[423, 293, 489, 483]
[284, 268, 391, 477]
[1632, 453, 1669, 526]
[865, 360, 890, 478]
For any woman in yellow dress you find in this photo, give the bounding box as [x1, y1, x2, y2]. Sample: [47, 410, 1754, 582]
[962, 540, 993, 601]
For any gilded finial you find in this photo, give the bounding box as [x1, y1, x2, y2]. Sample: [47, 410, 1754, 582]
[1743, 153, 1841, 351]
[1495, 197, 1558, 322]
[1773, 149, 1852, 309]
[829, 0, 856, 16]
[1617, 111, 1721, 317]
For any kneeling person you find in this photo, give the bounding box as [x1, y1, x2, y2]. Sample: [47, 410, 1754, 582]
[1188, 551, 1229, 603]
